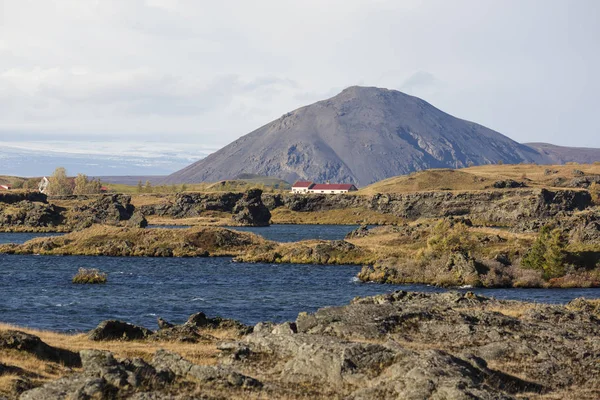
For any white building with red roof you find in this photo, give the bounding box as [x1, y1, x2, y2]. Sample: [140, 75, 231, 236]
[291, 181, 358, 194]
[291, 181, 315, 193]
[309, 183, 357, 194]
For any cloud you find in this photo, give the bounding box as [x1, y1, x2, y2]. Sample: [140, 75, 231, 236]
[0, 0, 598, 153]
[400, 71, 439, 93]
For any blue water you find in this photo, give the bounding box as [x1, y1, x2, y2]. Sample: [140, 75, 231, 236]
[0, 232, 63, 244]
[0, 224, 357, 245]
[0, 254, 599, 333]
[225, 224, 361, 242]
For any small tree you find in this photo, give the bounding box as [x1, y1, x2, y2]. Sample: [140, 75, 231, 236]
[137, 180, 144, 194]
[73, 174, 103, 194]
[73, 173, 89, 195]
[144, 180, 153, 193]
[181, 184, 187, 192]
[522, 225, 567, 279]
[47, 167, 73, 196]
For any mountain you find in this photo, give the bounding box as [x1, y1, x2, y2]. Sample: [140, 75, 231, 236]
[524, 143, 600, 165]
[163, 86, 584, 185]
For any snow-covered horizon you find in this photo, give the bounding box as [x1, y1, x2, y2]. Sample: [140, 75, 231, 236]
[0, 140, 215, 177]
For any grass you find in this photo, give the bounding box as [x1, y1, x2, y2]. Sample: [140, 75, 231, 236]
[72, 268, 107, 284]
[0, 225, 272, 257]
[270, 207, 404, 225]
[0, 321, 236, 399]
[360, 163, 600, 194]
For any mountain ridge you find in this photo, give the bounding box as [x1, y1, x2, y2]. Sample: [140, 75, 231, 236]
[163, 86, 597, 185]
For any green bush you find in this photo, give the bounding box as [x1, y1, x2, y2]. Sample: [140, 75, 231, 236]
[522, 226, 567, 279]
[72, 268, 107, 284]
[426, 220, 477, 255]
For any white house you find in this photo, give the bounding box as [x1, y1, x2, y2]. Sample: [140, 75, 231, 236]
[308, 183, 358, 194]
[291, 181, 315, 193]
[291, 181, 358, 194]
[38, 177, 49, 194]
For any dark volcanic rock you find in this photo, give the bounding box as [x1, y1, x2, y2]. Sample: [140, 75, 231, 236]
[492, 179, 526, 189]
[232, 188, 271, 226]
[0, 330, 80, 367]
[88, 320, 153, 341]
[126, 211, 148, 228]
[20, 349, 174, 400]
[71, 194, 137, 229]
[345, 224, 370, 239]
[0, 192, 47, 205]
[0, 201, 63, 228]
[139, 192, 244, 218]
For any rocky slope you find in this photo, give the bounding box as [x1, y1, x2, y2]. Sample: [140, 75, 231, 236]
[3, 292, 599, 399]
[526, 142, 600, 165]
[164, 86, 551, 186]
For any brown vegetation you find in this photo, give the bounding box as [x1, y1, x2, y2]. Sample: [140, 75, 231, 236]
[0, 225, 271, 257]
[360, 163, 600, 194]
[72, 268, 107, 284]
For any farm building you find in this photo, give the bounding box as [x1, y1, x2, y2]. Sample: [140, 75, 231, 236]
[291, 181, 315, 193]
[38, 177, 49, 194]
[309, 183, 357, 194]
[291, 181, 358, 194]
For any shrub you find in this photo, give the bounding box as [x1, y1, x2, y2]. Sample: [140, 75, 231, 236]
[72, 268, 107, 284]
[522, 226, 567, 279]
[47, 167, 74, 196]
[426, 220, 477, 255]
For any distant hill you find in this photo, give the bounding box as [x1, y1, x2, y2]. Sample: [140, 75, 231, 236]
[359, 163, 600, 195]
[524, 143, 600, 165]
[163, 86, 556, 185]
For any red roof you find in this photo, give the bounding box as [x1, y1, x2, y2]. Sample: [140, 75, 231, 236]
[292, 181, 314, 188]
[310, 184, 356, 191]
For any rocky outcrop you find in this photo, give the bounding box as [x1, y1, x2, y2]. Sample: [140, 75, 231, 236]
[20, 349, 176, 400]
[267, 188, 592, 226]
[140, 189, 271, 226]
[0, 225, 271, 257]
[0, 330, 80, 367]
[140, 192, 243, 218]
[216, 291, 598, 398]
[0, 192, 47, 205]
[88, 320, 153, 341]
[70, 194, 137, 230]
[9, 292, 600, 399]
[231, 188, 271, 226]
[0, 201, 63, 229]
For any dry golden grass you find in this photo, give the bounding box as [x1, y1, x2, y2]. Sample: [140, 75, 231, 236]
[0, 322, 240, 398]
[360, 164, 600, 194]
[146, 213, 234, 226]
[0, 225, 272, 257]
[270, 207, 404, 225]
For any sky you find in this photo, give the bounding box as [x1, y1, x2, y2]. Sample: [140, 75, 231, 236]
[0, 0, 599, 176]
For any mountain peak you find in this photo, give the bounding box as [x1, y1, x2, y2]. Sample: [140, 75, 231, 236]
[163, 88, 549, 185]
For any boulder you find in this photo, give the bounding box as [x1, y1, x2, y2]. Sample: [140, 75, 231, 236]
[492, 179, 526, 189]
[126, 211, 148, 228]
[232, 189, 271, 226]
[345, 224, 370, 239]
[88, 320, 153, 341]
[0, 330, 80, 367]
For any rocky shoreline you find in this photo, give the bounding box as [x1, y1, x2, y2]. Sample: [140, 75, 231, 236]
[1, 291, 599, 399]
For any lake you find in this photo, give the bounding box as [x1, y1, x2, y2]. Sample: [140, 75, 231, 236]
[1, 253, 599, 332]
[0, 232, 63, 244]
[1, 226, 599, 332]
